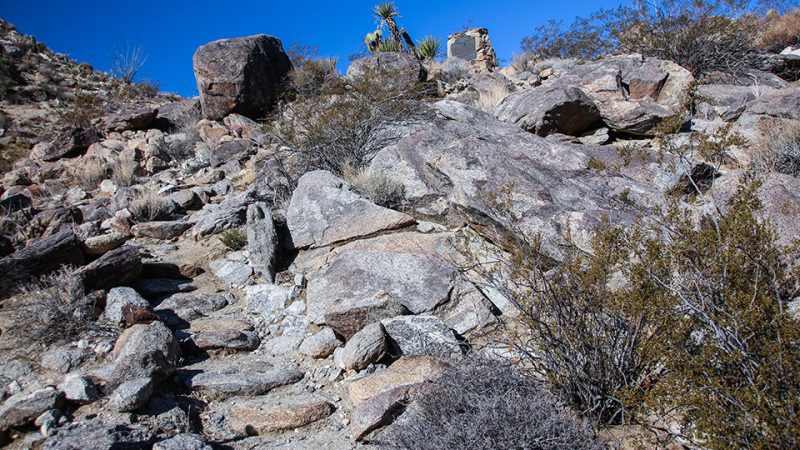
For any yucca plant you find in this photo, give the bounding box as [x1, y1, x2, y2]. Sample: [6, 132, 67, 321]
[416, 36, 442, 61]
[374, 2, 401, 44]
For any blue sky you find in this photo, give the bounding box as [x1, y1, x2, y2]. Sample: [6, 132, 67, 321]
[4, 0, 625, 97]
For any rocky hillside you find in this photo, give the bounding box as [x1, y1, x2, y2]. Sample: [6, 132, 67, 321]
[0, 9, 799, 450]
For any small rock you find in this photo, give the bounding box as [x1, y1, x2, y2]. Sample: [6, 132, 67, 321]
[0, 387, 61, 432]
[181, 367, 303, 400]
[41, 348, 87, 374]
[131, 221, 192, 240]
[108, 377, 153, 412]
[339, 323, 386, 372]
[153, 433, 212, 450]
[82, 232, 130, 256]
[348, 356, 449, 406]
[105, 287, 151, 324]
[246, 202, 277, 282]
[191, 329, 261, 351]
[210, 257, 253, 287]
[298, 328, 342, 359]
[381, 315, 461, 358]
[229, 394, 333, 434]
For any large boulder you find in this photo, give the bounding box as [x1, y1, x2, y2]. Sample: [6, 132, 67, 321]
[41, 127, 100, 161]
[494, 84, 602, 136]
[346, 52, 426, 90]
[229, 394, 333, 434]
[193, 35, 292, 120]
[106, 321, 180, 388]
[75, 245, 142, 292]
[246, 202, 277, 282]
[305, 232, 460, 324]
[286, 170, 415, 249]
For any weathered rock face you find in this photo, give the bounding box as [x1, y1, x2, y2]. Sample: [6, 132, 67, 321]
[347, 356, 449, 406]
[339, 322, 387, 371]
[494, 84, 602, 136]
[447, 28, 498, 71]
[193, 35, 292, 120]
[0, 229, 85, 297]
[99, 107, 158, 132]
[76, 245, 142, 291]
[286, 170, 415, 249]
[246, 202, 277, 282]
[41, 127, 100, 161]
[371, 101, 659, 256]
[0, 387, 61, 432]
[346, 52, 426, 90]
[381, 315, 461, 357]
[305, 232, 460, 324]
[229, 394, 333, 434]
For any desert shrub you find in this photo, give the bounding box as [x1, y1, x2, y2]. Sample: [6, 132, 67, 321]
[758, 8, 800, 51]
[381, 359, 602, 450]
[6, 268, 98, 345]
[510, 51, 537, 73]
[466, 177, 800, 447]
[128, 189, 172, 222]
[160, 115, 200, 163]
[264, 70, 428, 201]
[285, 43, 343, 99]
[112, 44, 147, 85]
[218, 228, 247, 250]
[111, 153, 138, 187]
[72, 157, 109, 190]
[751, 122, 800, 177]
[346, 167, 405, 208]
[56, 91, 105, 128]
[521, 0, 770, 76]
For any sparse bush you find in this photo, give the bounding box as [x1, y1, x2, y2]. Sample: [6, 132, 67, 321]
[521, 0, 771, 77]
[758, 8, 800, 52]
[346, 167, 406, 208]
[128, 189, 172, 222]
[284, 44, 343, 99]
[72, 157, 109, 190]
[112, 44, 147, 85]
[510, 51, 537, 73]
[161, 115, 200, 163]
[751, 122, 800, 177]
[111, 153, 138, 187]
[56, 91, 105, 128]
[381, 359, 602, 450]
[5, 268, 98, 345]
[218, 228, 247, 250]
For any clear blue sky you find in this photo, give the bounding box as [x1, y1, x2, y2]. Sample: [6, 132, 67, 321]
[4, 0, 626, 97]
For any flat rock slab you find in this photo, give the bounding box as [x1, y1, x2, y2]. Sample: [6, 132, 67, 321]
[155, 292, 229, 326]
[100, 108, 158, 132]
[210, 257, 253, 287]
[179, 364, 303, 401]
[347, 356, 449, 406]
[351, 384, 418, 441]
[0, 387, 61, 432]
[131, 221, 193, 240]
[191, 329, 260, 352]
[286, 170, 415, 249]
[305, 231, 459, 324]
[229, 394, 333, 434]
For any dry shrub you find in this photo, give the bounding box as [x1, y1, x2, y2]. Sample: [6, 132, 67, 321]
[751, 122, 800, 177]
[510, 51, 537, 73]
[475, 83, 511, 114]
[111, 153, 138, 187]
[522, 0, 768, 76]
[5, 267, 98, 345]
[56, 91, 105, 128]
[72, 157, 109, 190]
[128, 189, 172, 222]
[345, 167, 405, 209]
[381, 359, 602, 450]
[758, 8, 800, 51]
[161, 115, 200, 163]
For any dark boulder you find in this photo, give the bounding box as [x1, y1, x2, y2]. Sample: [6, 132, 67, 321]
[0, 229, 85, 297]
[76, 245, 142, 292]
[346, 52, 427, 90]
[41, 127, 100, 162]
[193, 35, 292, 120]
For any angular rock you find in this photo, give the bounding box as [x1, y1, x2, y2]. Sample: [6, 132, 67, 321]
[193, 35, 292, 120]
[351, 384, 416, 441]
[153, 433, 212, 450]
[323, 293, 408, 339]
[191, 190, 254, 239]
[122, 304, 161, 327]
[41, 416, 153, 449]
[339, 322, 386, 371]
[0, 193, 31, 212]
[346, 52, 426, 90]
[107, 321, 179, 388]
[155, 292, 228, 326]
[76, 245, 142, 291]
[42, 127, 100, 161]
[105, 287, 151, 324]
[108, 377, 153, 412]
[0, 387, 61, 432]
[191, 329, 260, 351]
[135, 278, 197, 297]
[382, 315, 461, 358]
[153, 99, 202, 131]
[261, 334, 304, 356]
[246, 202, 277, 282]
[244, 283, 291, 318]
[306, 232, 458, 324]
[57, 375, 100, 404]
[229, 394, 333, 434]
[286, 170, 415, 249]
[0, 229, 85, 297]
[41, 348, 87, 374]
[181, 367, 303, 400]
[348, 356, 449, 405]
[494, 84, 601, 136]
[210, 139, 251, 167]
[100, 108, 158, 132]
[298, 328, 342, 359]
[82, 232, 130, 256]
[209, 256, 253, 287]
[131, 221, 192, 240]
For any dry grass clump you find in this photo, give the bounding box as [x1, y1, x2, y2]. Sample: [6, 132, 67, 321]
[475, 83, 511, 114]
[111, 153, 138, 187]
[5, 267, 97, 346]
[510, 51, 537, 73]
[72, 157, 109, 190]
[128, 189, 172, 222]
[381, 359, 602, 450]
[345, 167, 405, 209]
[758, 8, 800, 52]
[751, 123, 800, 177]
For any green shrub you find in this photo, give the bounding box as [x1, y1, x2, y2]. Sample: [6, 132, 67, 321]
[218, 228, 247, 250]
